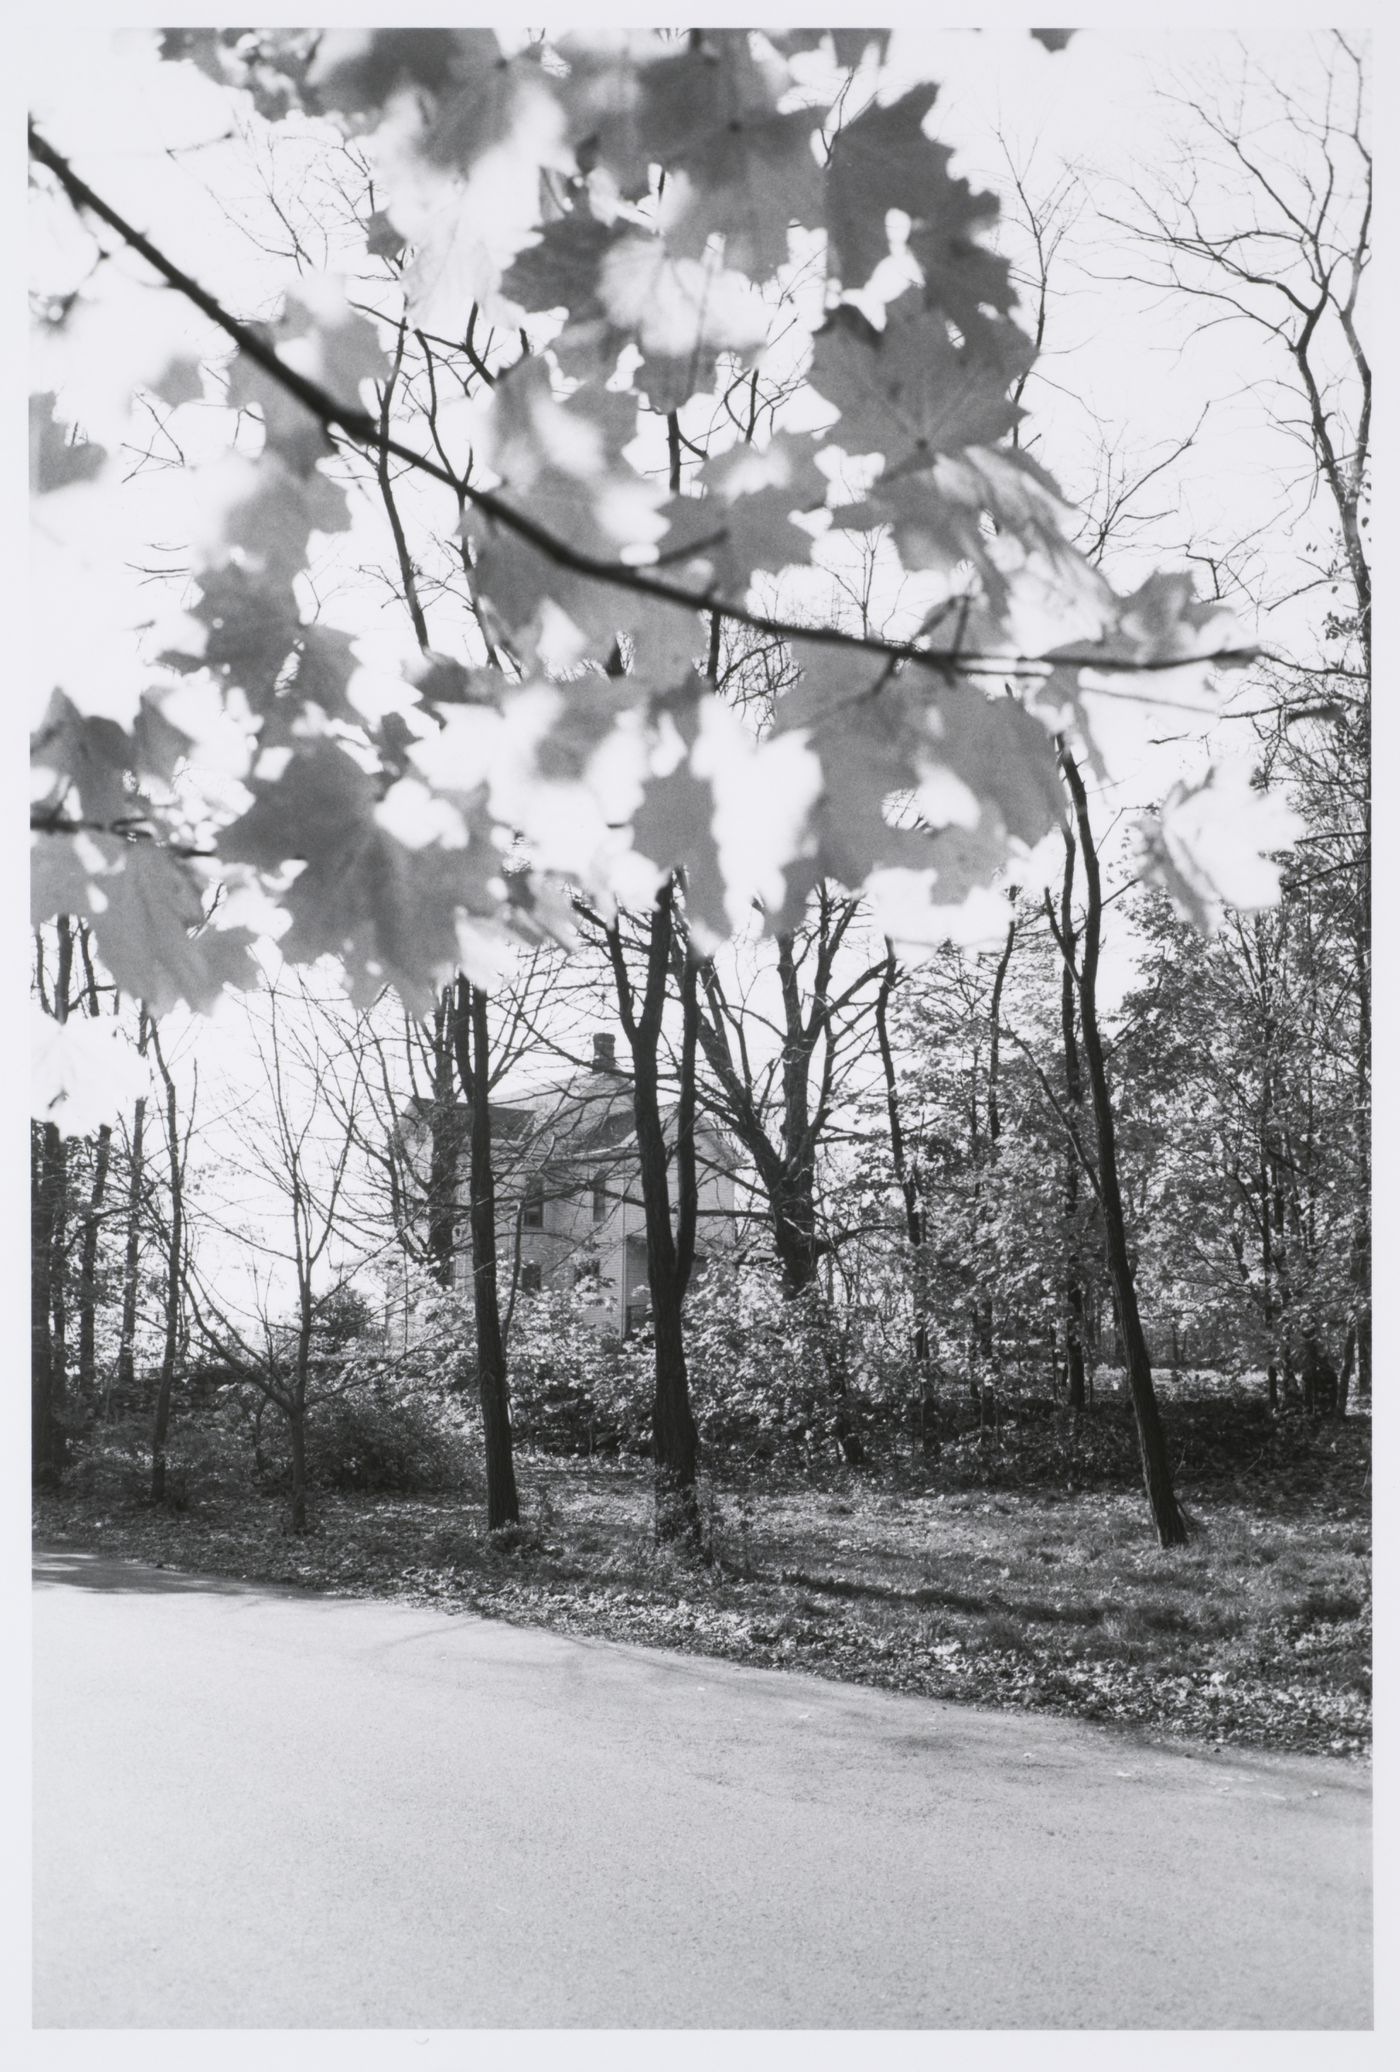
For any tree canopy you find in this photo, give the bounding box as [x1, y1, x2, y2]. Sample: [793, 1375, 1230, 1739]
[31, 26, 1274, 1045]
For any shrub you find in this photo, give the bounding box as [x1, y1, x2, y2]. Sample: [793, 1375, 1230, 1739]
[299, 1382, 473, 1494]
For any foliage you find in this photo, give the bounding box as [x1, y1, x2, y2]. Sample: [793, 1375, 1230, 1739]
[274, 1379, 473, 1495]
[28, 26, 1271, 1064]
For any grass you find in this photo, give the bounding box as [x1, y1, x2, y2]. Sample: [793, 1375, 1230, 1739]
[33, 1399, 1371, 1761]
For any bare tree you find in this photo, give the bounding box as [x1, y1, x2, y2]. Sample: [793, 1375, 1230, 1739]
[450, 977, 519, 1531]
[183, 975, 378, 1532]
[1045, 748, 1188, 1547]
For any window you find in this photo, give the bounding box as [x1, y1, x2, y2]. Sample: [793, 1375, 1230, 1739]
[574, 1257, 601, 1291]
[520, 1261, 542, 1295]
[522, 1180, 544, 1230]
[591, 1173, 608, 1224]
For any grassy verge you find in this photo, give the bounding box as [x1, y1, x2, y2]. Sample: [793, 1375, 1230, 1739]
[33, 1408, 1370, 1759]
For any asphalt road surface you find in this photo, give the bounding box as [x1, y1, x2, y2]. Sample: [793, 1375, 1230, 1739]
[33, 1548, 1371, 2029]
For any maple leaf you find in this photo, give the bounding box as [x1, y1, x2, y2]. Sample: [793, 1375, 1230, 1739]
[226, 352, 331, 479]
[149, 355, 204, 408]
[548, 31, 669, 197]
[634, 35, 827, 277]
[407, 652, 501, 712]
[656, 433, 828, 595]
[628, 679, 823, 942]
[194, 453, 351, 583]
[32, 693, 141, 828]
[810, 293, 1024, 467]
[768, 30, 891, 67]
[524, 675, 655, 786]
[1060, 572, 1250, 669]
[32, 831, 255, 1014]
[220, 737, 506, 1009]
[1135, 762, 1303, 930]
[226, 285, 383, 475]
[365, 209, 405, 262]
[468, 359, 666, 663]
[31, 1003, 151, 1139]
[502, 211, 629, 340]
[838, 442, 1108, 636]
[29, 393, 105, 495]
[631, 751, 730, 941]
[166, 567, 303, 712]
[309, 30, 561, 180]
[504, 216, 770, 407]
[824, 87, 1014, 325]
[31, 830, 110, 925]
[769, 644, 1064, 927]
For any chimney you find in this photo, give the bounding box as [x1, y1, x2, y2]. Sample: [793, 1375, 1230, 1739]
[592, 1032, 617, 1072]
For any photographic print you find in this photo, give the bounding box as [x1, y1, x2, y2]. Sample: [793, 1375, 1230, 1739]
[27, 13, 1373, 2040]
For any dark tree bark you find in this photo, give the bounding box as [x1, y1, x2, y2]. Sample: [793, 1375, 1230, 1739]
[1061, 747, 1189, 1548]
[425, 986, 462, 1289]
[116, 1009, 152, 1402]
[452, 977, 520, 1531]
[32, 919, 76, 1490]
[148, 1023, 185, 1506]
[288, 1393, 309, 1534]
[607, 882, 702, 1548]
[973, 907, 1018, 1389]
[1056, 830, 1089, 1413]
[874, 942, 937, 1452]
[77, 1125, 112, 1404]
[32, 1120, 68, 1490]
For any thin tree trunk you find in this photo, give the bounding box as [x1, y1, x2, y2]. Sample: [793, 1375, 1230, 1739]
[77, 1125, 112, 1404]
[607, 885, 702, 1548]
[975, 908, 1018, 1391]
[875, 942, 936, 1452]
[288, 1398, 309, 1533]
[116, 1010, 152, 1402]
[1057, 831, 1088, 1413]
[32, 1122, 67, 1489]
[32, 919, 75, 1490]
[148, 1024, 184, 1505]
[453, 977, 520, 1531]
[1061, 747, 1188, 1547]
[426, 987, 460, 1289]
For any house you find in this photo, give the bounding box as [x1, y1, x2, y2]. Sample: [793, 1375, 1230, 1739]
[408, 1033, 739, 1338]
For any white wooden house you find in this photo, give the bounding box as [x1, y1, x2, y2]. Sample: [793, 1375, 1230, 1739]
[408, 1033, 739, 1338]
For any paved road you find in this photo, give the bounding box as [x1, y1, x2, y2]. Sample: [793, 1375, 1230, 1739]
[33, 1548, 1371, 2029]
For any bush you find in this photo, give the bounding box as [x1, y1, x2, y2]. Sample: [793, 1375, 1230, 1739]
[507, 1290, 652, 1455]
[64, 1405, 260, 1506]
[298, 1381, 472, 1494]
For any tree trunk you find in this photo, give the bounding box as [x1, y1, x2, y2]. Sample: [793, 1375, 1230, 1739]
[116, 1011, 152, 1403]
[77, 1124, 112, 1406]
[426, 987, 461, 1289]
[453, 978, 520, 1531]
[1057, 831, 1088, 1413]
[875, 942, 937, 1452]
[32, 1122, 68, 1490]
[608, 886, 702, 1548]
[149, 1024, 184, 1506]
[32, 919, 76, 1490]
[288, 1399, 309, 1534]
[1062, 748, 1188, 1548]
